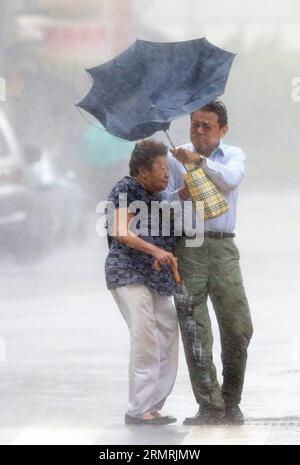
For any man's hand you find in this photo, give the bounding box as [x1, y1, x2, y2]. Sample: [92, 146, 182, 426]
[171, 148, 204, 165]
[179, 184, 190, 200]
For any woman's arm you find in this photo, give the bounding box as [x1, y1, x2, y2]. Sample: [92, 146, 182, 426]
[113, 208, 176, 267]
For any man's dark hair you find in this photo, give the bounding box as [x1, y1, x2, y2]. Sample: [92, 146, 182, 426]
[192, 100, 228, 127]
[129, 139, 168, 176]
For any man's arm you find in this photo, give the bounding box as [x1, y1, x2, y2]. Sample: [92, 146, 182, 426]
[172, 147, 246, 192]
[202, 150, 246, 192]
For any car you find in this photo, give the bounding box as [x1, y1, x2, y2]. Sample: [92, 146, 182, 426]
[0, 110, 59, 261]
[0, 110, 88, 262]
[0, 110, 34, 256]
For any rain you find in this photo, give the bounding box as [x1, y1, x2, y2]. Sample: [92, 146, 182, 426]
[0, 0, 300, 446]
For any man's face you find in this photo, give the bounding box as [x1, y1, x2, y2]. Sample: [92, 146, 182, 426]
[190, 110, 228, 155]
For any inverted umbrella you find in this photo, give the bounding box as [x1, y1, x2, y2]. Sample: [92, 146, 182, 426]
[77, 38, 235, 144]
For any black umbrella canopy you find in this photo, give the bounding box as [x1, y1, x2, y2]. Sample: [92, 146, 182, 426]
[77, 38, 235, 141]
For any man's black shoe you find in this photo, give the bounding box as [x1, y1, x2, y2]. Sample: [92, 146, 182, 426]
[125, 413, 177, 425]
[183, 407, 225, 426]
[225, 405, 244, 425]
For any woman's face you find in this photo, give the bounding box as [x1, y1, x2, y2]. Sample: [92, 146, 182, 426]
[140, 155, 169, 192]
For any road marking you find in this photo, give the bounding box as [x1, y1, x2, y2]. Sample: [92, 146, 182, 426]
[181, 425, 270, 445]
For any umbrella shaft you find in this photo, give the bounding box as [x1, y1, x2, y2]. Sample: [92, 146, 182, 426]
[164, 130, 176, 150]
[164, 130, 188, 173]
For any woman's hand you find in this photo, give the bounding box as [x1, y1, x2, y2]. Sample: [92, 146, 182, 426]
[153, 252, 181, 284]
[153, 248, 176, 266]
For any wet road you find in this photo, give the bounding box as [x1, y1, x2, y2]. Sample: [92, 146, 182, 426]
[0, 192, 300, 445]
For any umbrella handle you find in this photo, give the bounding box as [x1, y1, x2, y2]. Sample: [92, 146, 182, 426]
[171, 261, 181, 284]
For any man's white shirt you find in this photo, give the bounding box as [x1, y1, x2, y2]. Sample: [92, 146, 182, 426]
[162, 139, 246, 234]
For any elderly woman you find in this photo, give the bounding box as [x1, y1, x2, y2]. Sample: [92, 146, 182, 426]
[105, 139, 178, 425]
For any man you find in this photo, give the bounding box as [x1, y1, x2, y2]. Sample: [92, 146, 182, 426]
[165, 101, 253, 425]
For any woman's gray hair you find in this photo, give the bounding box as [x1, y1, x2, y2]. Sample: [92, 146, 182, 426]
[129, 139, 168, 176]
